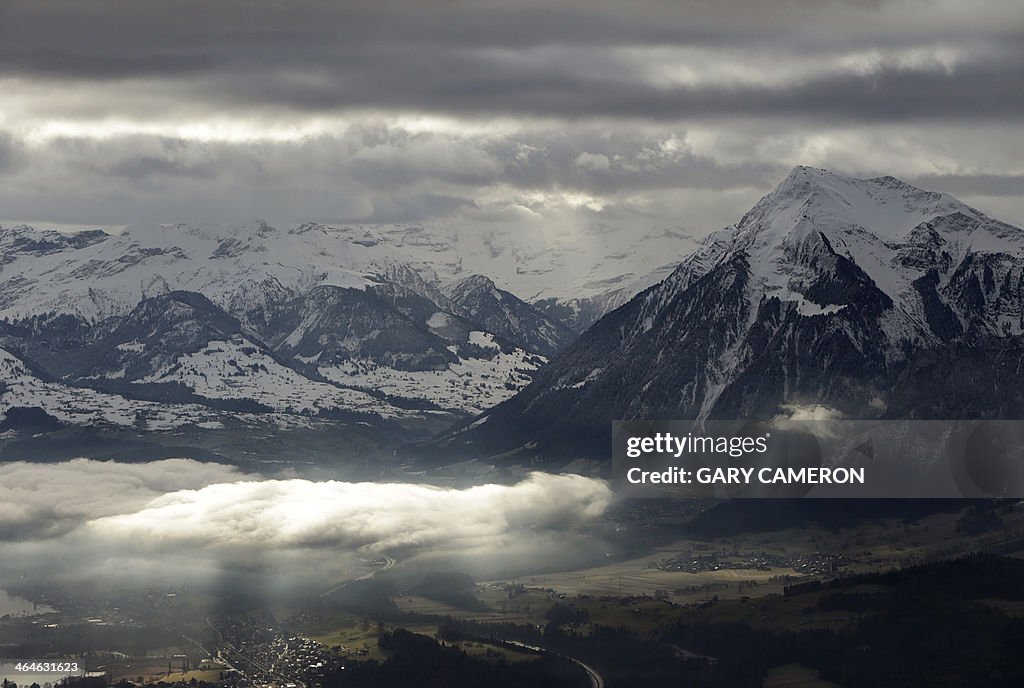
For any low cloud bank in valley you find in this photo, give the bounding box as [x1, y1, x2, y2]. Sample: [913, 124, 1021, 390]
[0, 459, 613, 591]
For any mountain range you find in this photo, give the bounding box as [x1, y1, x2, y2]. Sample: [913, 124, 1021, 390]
[430, 167, 1024, 463]
[0, 216, 664, 436]
[4, 167, 1023, 465]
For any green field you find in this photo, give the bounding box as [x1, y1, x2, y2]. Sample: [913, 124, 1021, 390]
[297, 611, 389, 660]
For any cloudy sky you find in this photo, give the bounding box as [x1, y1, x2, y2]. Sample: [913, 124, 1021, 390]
[1, 0, 1022, 238]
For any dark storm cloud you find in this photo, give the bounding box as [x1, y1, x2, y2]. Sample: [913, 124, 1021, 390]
[1, 0, 1021, 231]
[0, 126, 790, 226]
[0, 0, 844, 78]
[1, 0, 1021, 123]
[195, 44, 1021, 123]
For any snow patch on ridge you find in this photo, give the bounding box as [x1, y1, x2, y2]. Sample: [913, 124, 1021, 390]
[135, 339, 410, 418]
[320, 346, 543, 414]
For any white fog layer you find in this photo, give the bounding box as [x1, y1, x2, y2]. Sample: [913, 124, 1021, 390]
[0, 459, 612, 586]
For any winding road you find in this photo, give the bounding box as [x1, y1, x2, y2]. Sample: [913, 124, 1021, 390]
[505, 640, 605, 688]
[320, 555, 396, 598]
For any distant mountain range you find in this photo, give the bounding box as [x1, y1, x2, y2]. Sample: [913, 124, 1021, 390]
[0, 219, 683, 328]
[0, 217, 670, 434]
[5, 168, 1023, 462]
[430, 167, 1024, 463]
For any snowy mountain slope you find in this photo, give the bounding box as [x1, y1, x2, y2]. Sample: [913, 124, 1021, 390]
[326, 222, 688, 323]
[0, 215, 598, 419]
[429, 167, 1024, 461]
[262, 285, 458, 372]
[671, 169, 1024, 337]
[444, 275, 576, 356]
[321, 331, 545, 415]
[0, 219, 683, 329]
[0, 221, 375, 324]
[0, 345, 380, 432]
[136, 337, 413, 418]
[0, 280, 539, 422]
[256, 283, 551, 414]
[0, 290, 417, 422]
[531, 261, 676, 333]
[0, 346, 244, 431]
[0, 219, 595, 421]
[23, 291, 248, 383]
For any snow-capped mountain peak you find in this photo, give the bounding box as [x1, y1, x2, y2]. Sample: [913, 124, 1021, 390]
[430, 169, 1024, 462]
[660, 167, 1024, 342]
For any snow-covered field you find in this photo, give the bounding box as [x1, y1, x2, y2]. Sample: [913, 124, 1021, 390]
[321, 333, 544, 414]
[0, 347, 224, 430]
[135, 339, 413, 418]
[0, 347, 368, 431]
